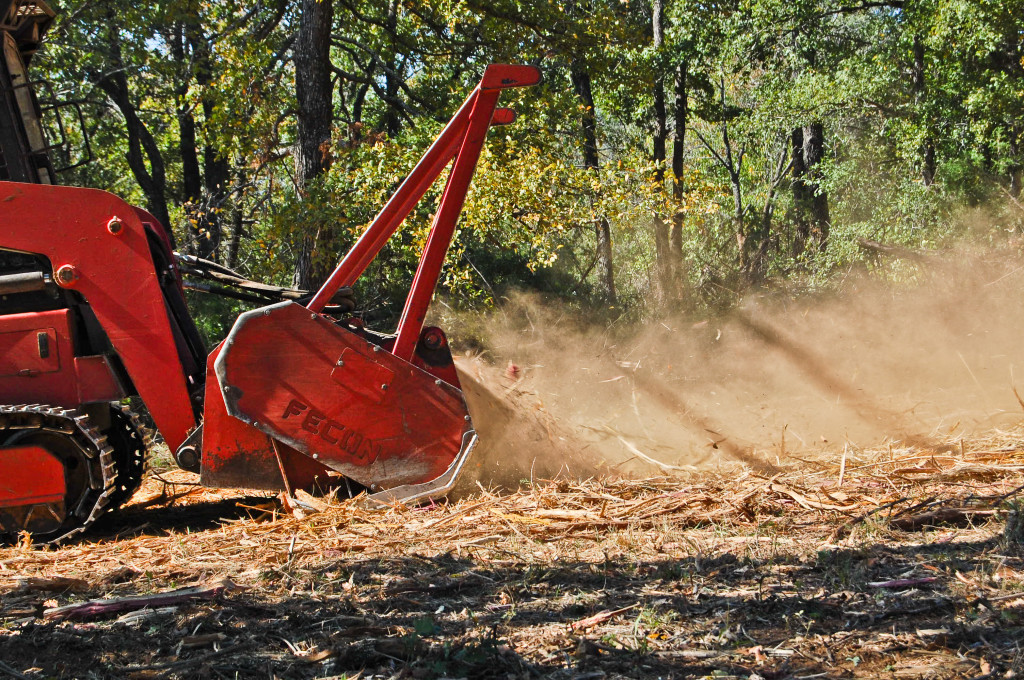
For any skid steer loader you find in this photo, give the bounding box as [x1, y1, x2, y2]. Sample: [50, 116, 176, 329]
[0, 0, 541, 541]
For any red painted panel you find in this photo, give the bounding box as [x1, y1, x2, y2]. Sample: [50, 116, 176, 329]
[75, 355, 126, 404]
[0, 309, 76, 406]
[479, 64, 542, 90]
[0, 445, 65, 507]
[215, 302, 472, 490]
[200, 343, 332, 491]
[0, 182, 196, 449]
[0, 326, 60, 377]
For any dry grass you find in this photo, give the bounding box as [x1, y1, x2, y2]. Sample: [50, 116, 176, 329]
[3, 426, 1024, 679]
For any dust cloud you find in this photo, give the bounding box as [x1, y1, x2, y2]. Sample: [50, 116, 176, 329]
[451, 246, 1024, 482]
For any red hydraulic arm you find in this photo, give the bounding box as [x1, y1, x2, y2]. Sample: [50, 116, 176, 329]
[307, 64, 541, 360]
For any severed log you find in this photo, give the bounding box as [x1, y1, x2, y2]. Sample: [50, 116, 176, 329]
[43, 577, 238, 622]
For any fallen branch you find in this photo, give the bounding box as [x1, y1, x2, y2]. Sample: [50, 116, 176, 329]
[44, 577, 238, 622]
[118, 642, 249, 673]
[857, 237, 926, 260]
[0, 660, 31, 680]
[614, 433, 690, 473]
[14, 576, 89, 594]
[769, 483, 858, 512]
[868, 577, 938, 589]
[568, 604, 639, 632]
[891, 507, 995, 531]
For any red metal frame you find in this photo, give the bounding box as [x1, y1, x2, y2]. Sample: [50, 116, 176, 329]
[307, 65, 541, 360]
[0, 183, 196, 450]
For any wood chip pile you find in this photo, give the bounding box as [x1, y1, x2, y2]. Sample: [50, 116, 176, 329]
[3, 427, 1024, 679]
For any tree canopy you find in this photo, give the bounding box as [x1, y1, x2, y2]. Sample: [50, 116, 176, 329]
[34, 0, 1024, 335]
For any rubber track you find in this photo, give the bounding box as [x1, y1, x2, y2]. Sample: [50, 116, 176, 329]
[0, 404, 118, 543]
[108, 404, 149, 508]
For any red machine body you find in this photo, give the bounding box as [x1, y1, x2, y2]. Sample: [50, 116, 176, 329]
[0, 53, 541, 540]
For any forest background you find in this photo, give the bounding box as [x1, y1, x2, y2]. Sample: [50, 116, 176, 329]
[35, 0, 1024, 341]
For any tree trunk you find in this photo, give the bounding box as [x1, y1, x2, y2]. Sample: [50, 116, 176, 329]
[201, 99, 231, 259]
[1011, 136, 1023, 198]
[912, 35, 936, 186]
[170, 22, 205, 254]
[791, 123, 830, 253]
[670, 60, 688, 296]
[384, 69, 402, 138]
[651, 0, 671, 305]
[94, 24, 171, 232]
[226, 168, 246, 269]
[802, 123, 830, 247]
[293, 0, 335, 290]
[570, 62, 616, 305]
[791, 127, 809, 255]
[383, 0, 402, 137]
[190, 20, 230, 259]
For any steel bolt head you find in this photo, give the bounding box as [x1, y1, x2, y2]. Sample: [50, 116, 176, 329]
[106, 216, 124, 235]
[54, 264, 79, 287]
[422, 329, 445, 351]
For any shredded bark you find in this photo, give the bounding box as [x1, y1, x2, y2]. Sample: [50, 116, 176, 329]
[3, 426, 1024, 678]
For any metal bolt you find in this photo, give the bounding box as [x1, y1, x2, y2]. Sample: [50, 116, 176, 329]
[336, 359, 344, 367]
[422, 329, 444, 350]
[313, 453, 319, 459]
[263, 309, 271, 316]
[435, 379, 443, 386]
[381, 384, 388, 390]
[106, 216, 124, 235]
[465, 415, 471, 421]
[372, 345, 381, 353]
[311, 313, 317, 320]
[54, 265, 78, 287]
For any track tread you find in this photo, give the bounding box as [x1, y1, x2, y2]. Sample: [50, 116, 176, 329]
[0, 404, 118, 543]
[106, 404, 149, 508]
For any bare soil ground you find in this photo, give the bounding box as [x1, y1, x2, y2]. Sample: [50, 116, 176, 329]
[3, 428, 1024, 680]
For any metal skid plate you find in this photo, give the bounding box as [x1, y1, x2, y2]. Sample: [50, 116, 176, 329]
[213, 302, 473, 490]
